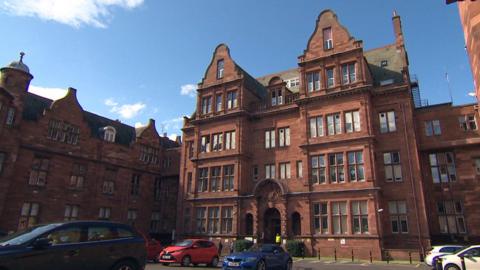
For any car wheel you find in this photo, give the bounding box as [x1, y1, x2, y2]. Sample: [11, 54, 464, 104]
[257, 260, 266, 270]
[112, 260, 138, 270]
[209, 256, 219, 267]
[285, 259, 292, 270]
[162, 263, 170, 266]
[445, 264, 460, 270]
[181, 255, 192, 267]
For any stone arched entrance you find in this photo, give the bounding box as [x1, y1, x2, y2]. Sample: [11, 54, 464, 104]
[263, 208, 281, 243]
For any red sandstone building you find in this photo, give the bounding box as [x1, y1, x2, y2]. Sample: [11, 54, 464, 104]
[177, 10, 480, 260]
[458, 1, 480, 104]
[0, 54, 181, 237]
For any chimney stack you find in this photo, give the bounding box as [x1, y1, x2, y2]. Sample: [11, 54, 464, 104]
[392, 10, 404, 48]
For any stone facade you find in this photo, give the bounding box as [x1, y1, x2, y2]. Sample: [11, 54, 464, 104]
[0, 56, 181, 239]
[458, 1, 480, 104]
[177, 10, 480, 260]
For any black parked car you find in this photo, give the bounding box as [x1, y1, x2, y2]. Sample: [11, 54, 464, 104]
[0, 221, 146, 270]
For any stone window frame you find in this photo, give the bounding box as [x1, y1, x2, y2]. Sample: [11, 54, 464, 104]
[311, 154, 326, 184]
[217, 59, 224, 79]
[226, 91, 238, 109]
[98, 207, 111, 220]
[383, 151, 402, 182]
[127, 209, 137, 226]
[332, 201, 348, 235]
[64, 204, 79, 221]
[351, 200, 369, 234]
[69, 163, 87, 190]
[310, 115, 324, 138]
[18, 202, 40, 230]
[271, 88, 283, 106]
[437, 200, 466, 234]
[278, 127, 290, 147]
[265, 129, 276, 149]
[458, 114, 477, 131]
[347, 151, 365, 182]
[313, 202, 329, 234]
[221, 206, 233, 234]
[195, 207, 207, 234]
[425, 119, 442, 136]
[207, 207, 220, 234]
[212, 133, 223, 152]
[103, 126, 116, 142]
[429, 152, 456, 184]
[379, 111, 397, 133]
[344, 110, 361, 133]
[200, 135, 211, 153]
[201, 95, 212, 115]
[388, 200, 408, 234]
[341, 62, 356, 85]
[225, 130, 236, 150]
[131, 174, 141, 196]
[197, 168, 209, 193]
[328, 152, 345, 183]
[210, 166, 221, 192]
[326, 67, 335, 88]
[307, 71, 321, 92]
[223, 165, 235, 191]
[323, 27, 333, 50]
[326, 112, 342, 135]
[279, 162, 291, 179]
[28, 156, 50, 187]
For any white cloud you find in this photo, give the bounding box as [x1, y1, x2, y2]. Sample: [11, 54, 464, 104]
[168, 133, 179, 141]
[134, 122, 146, 128]
[468, 92, 476, 97]
[104, 98, 146, 119]
[28, 85, 68, 100]
[0, 0, 144, 28]
[180, 84, 197, 97]
[161, 117, 183, 130]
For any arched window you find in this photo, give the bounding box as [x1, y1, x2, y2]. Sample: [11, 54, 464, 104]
[291, 212, 301, 236]
[103, 126, 116, 142]
[245, 213, 253, 235]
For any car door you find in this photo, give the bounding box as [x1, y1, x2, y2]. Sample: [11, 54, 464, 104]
[19, 224, 86, 270]
[261, 245, 278, 268]
[189, 240, 202, 263]
[81, 224, 118, 269]
[197, 240, 210, 263]
[463, 247, 480, 270]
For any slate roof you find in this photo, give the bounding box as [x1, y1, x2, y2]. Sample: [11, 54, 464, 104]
[256, 68, 300, 93]
[364, 44, 404, 86]
[236, 65, 268, 99]
[22, 92, 179, 148]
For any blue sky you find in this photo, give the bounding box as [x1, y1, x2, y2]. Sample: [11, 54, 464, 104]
[0, 0, 474, 139]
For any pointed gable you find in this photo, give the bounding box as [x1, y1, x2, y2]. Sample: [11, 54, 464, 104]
[135, 118, 160, 144]
[199, 44, 241, 87]
[300, 10, 362, 62]
[199, 44, 267, 99]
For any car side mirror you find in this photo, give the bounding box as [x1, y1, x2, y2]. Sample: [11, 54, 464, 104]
[32, 238, 51, 249]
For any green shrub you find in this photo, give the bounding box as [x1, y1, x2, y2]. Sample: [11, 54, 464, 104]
[285, 240, 305, 257]
[233, 239, 253, 252]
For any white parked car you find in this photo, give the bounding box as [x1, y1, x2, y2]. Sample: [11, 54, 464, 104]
[425, 245, 464, 267]
[440, 245, 480, 270]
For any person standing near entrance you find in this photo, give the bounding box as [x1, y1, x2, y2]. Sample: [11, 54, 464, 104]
[275, 233, 281, 245]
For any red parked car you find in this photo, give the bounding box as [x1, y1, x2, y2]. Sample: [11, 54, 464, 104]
[158, 239, 219, 267]
[146, 238, 163, 262]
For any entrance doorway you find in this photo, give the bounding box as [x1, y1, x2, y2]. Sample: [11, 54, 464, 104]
[263, 208, 281, 243]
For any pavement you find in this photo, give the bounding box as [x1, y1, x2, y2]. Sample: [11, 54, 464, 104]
[146, 258, 433, 270]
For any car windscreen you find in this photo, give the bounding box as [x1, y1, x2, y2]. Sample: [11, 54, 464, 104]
[0, 224, 61, 246]
[174, 240, 193, 247]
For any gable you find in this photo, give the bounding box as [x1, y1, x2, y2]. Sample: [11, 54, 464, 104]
[301, 10, 360, 62]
